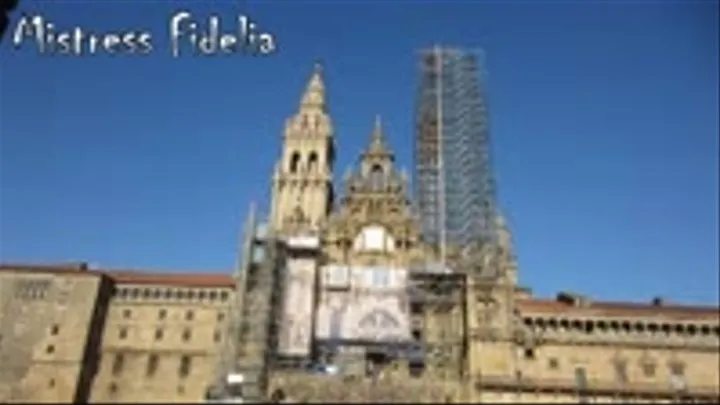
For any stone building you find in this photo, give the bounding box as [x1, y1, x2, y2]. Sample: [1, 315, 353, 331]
[0, 64, 718, 403]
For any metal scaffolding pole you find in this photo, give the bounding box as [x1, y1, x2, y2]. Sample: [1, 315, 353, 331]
[415, 46, 499, 258]
[435, 44, 447, 269]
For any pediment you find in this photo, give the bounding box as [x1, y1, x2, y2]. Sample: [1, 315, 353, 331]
[358, 308, 400, 329]
[353, 305, 408, 341]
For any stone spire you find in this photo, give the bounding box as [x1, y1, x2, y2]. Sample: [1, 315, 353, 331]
[496, 213, 512, 249]
[299, 62, 325, 111]
[366, 114, 389, 155]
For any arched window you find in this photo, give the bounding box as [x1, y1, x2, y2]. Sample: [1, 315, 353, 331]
[308, 152, 318, 173]
[289, 152, 301, 173]
[369, 164, 384, 191]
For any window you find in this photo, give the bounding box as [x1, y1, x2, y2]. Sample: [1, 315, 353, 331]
[548, 358, 559, 370]
[119, 327, 128, 339]
[289, 152, 301, 173]
[270, 389, 286, 402]
[669, 360, 685, 377]
[155, 328, 164, 341]
[158, 309, 167, 320]
[182, 328, 192, 341]
[112, 354, 125, 376]
[575, 367, 589, 403]
[14, 279, 51, 300]
[642, 362, 656, 377]
[179, 356, 191, 378]
[220, 291, 229, 301]
[48, 378, 55, 388]
[325, 265, 349, 287]
[209, 291, 218, 301]
[308, 152, 318, 172]
[574, 367, 588, 389]
[669, 361, 687, 392]
[122, 309, 132, 319]
[108, 382, 118, 395]
[146, 354, 159, 376]
[46, 345, 55, 354]
[217, 312, 225, 322]
[614, 359, 628, 384]
[185, 310, 194, 321]
[523, 348, 535, 360]
[213, 330, 221, 343]
[50, 324, 59, 335]
[371, 268, 390, 288]
[369, 165, 384, 191]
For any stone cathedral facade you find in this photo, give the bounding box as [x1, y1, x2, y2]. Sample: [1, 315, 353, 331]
[0, 64, 718, 404]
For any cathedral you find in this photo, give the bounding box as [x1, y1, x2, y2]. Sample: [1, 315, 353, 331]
[0, 64, 718, 404]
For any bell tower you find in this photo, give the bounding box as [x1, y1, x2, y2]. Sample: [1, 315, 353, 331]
[270, 63, 335, 234]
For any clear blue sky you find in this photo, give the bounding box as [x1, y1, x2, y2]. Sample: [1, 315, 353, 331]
[1, 1, 717, 305]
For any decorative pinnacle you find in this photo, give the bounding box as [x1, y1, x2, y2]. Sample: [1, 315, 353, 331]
[369, 114, 386, 152]
[313, 59, 323, 74]
[373, 115, 382, 139]
[300, 61, 326, 110]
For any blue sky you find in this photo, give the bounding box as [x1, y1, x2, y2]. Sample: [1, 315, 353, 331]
[0, 0, 717, 305]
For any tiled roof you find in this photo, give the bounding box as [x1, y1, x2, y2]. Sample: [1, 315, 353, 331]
[2, 263, 718, 320]
[0, 263, 235, 288]
[107, 270, 235, 288]
[0, 262, 100, 277]
[517, 298, 719, 321]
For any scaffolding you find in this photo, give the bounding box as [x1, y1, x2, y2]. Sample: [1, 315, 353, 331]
[407, 270, 469, 401]
[207, 203, 286, 403]
[239, 259, 476, 403]
[415, 46, 499, 257]
[234, 218, 285, 401]
[212, 225, 501, 403]
[207, 48, 508, 401]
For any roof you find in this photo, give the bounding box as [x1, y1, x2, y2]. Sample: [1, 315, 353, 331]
[517, 298, 719, 321]
[1, 263, 718, 320]
[0, 263, 235, 288]
[0, 262, 100, 277]
[107, 270, 235, 288]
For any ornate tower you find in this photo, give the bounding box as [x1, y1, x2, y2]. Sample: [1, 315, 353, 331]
[270, 63, 335, 234]
[323, 116, 425, 269]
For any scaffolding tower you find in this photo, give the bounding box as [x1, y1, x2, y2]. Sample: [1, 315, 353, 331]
[207, 203, 286, 403]
[415, 46, 499, 259]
